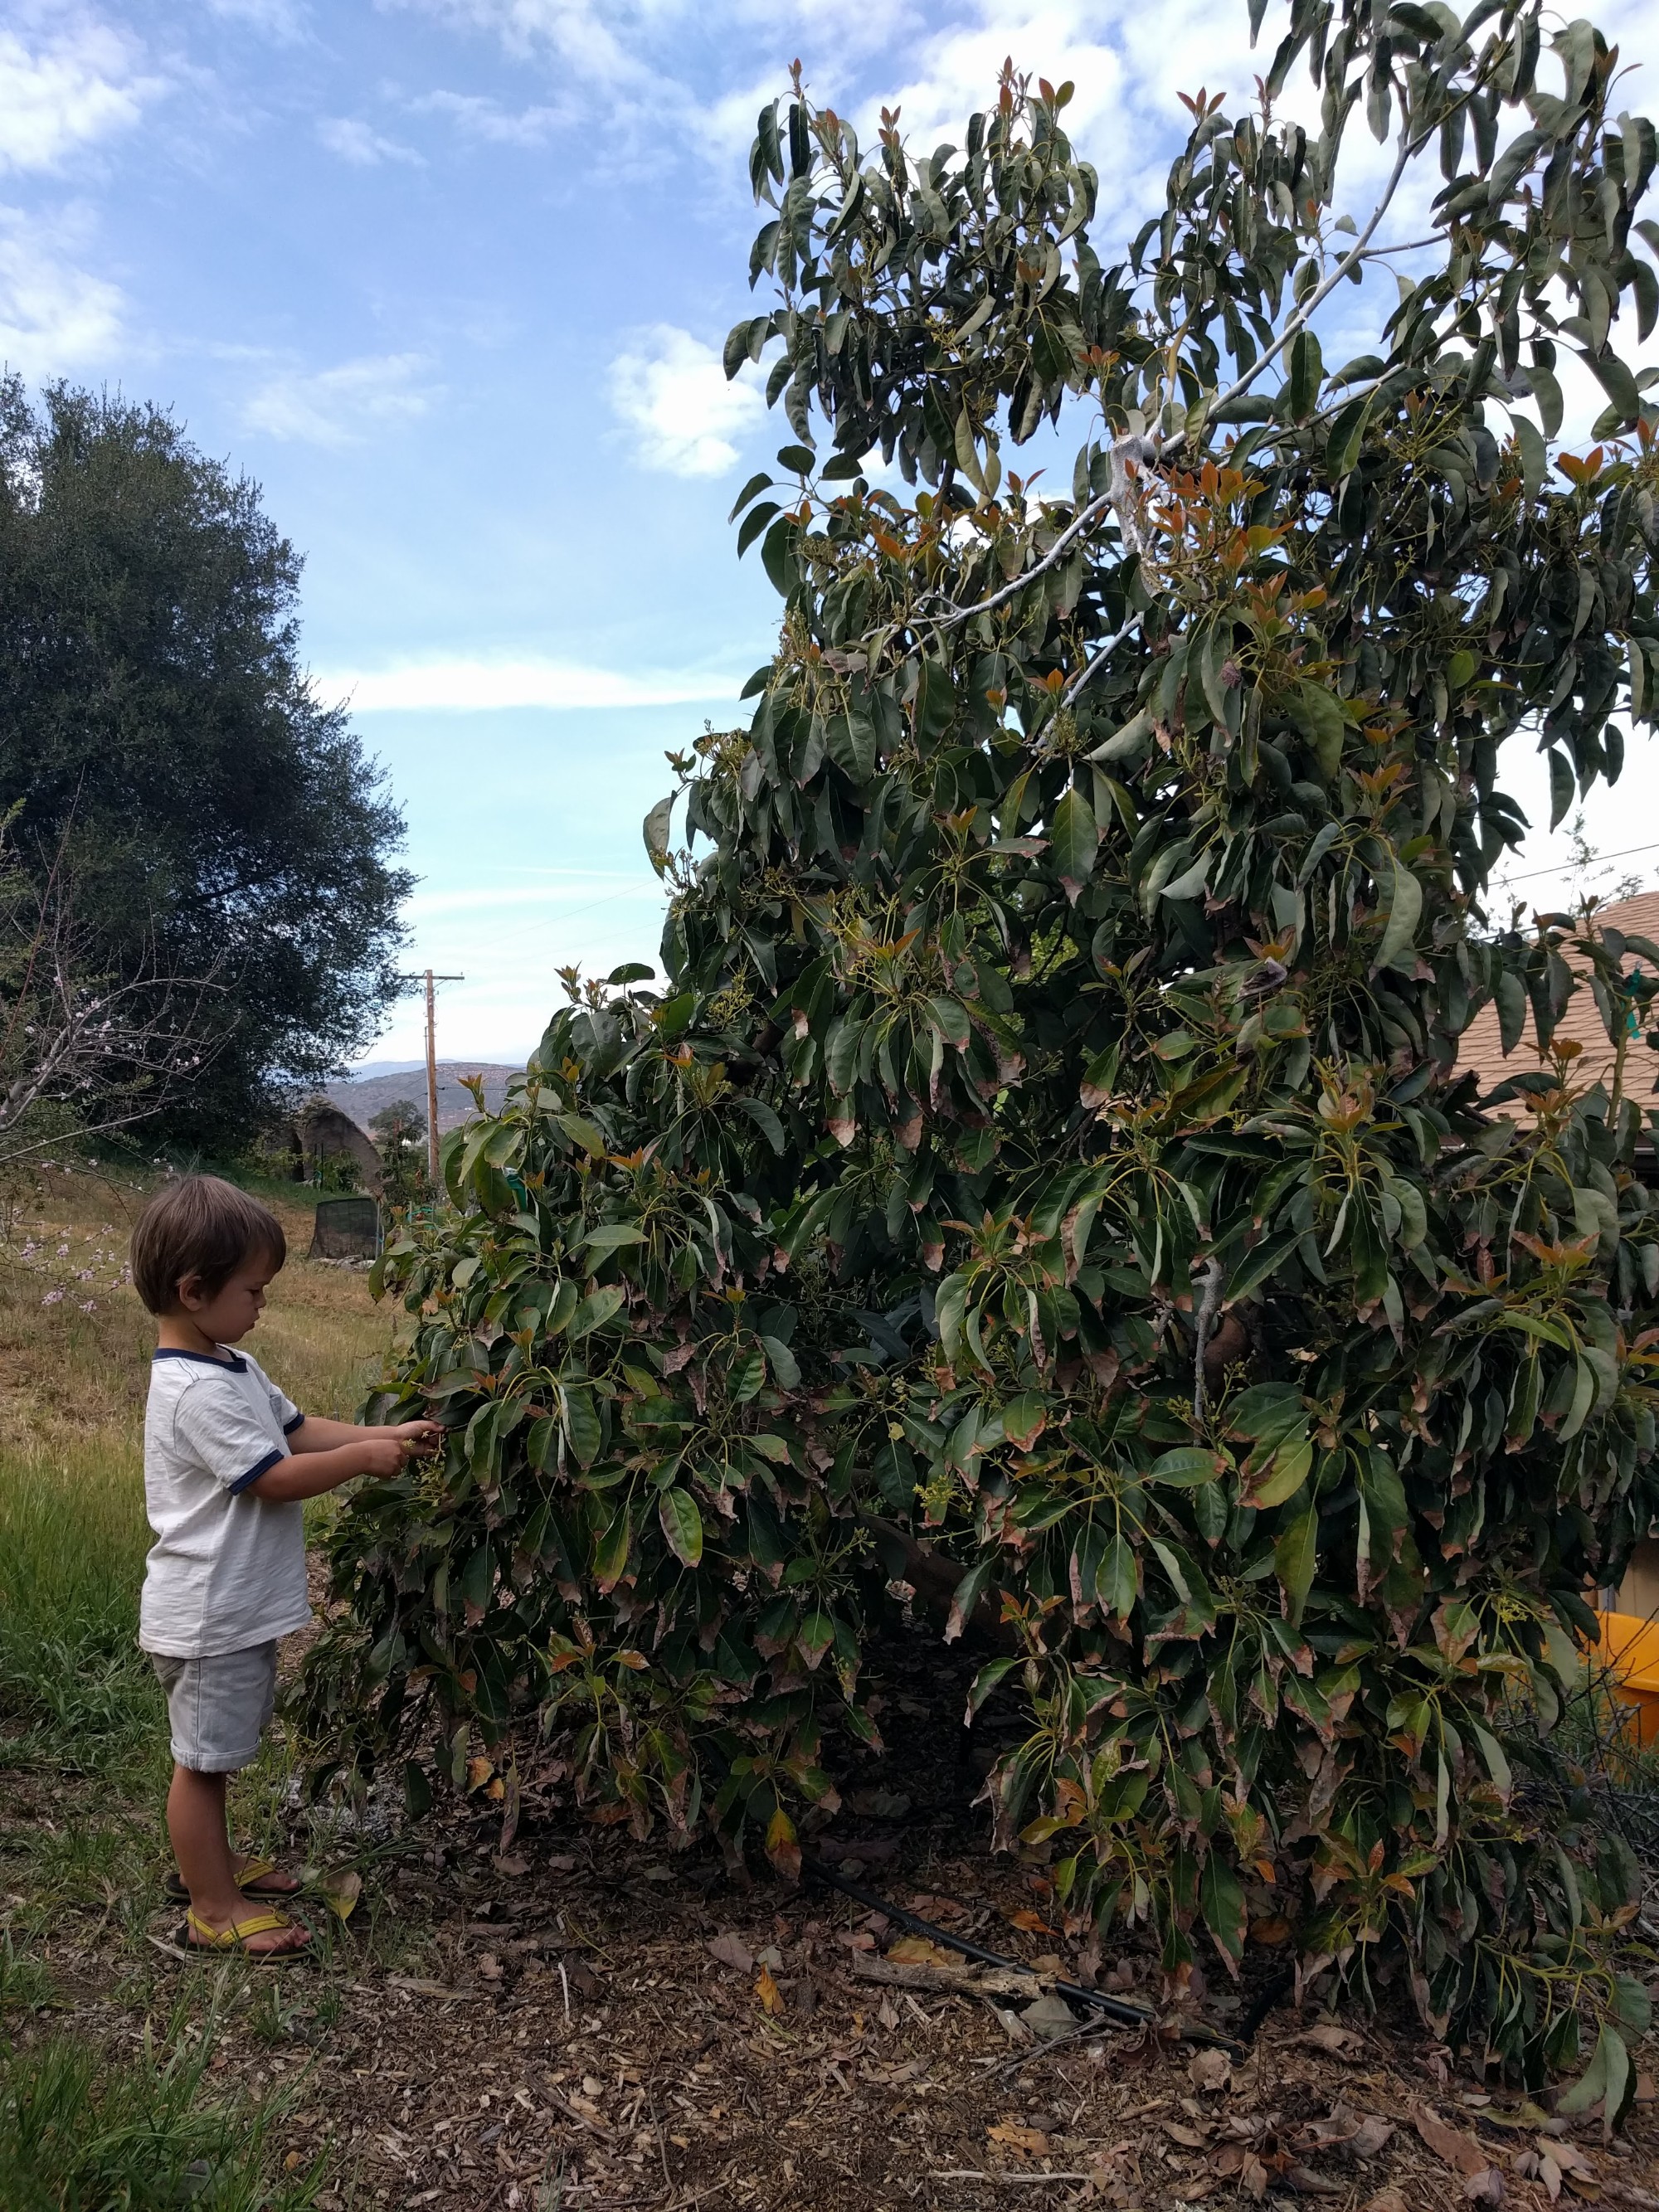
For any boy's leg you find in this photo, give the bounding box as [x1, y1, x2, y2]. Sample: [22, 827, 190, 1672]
[165, 1767, 304, 1953]
[153, 1647, 307, 1955]
[166, 1765, 241, 1918]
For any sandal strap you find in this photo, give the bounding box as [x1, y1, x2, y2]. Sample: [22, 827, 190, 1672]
[185, 1906, 295, 1946]
[235, 1857, 278, 1888]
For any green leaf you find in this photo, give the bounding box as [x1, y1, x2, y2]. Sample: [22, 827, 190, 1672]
[563, 1385, 602, 1467]
[1274, 1503, 1317, 1627]
[1049, 785, 1099, 903]
[580, 1223, 647, 1255]
[569, 1286, 625, 1339]
[1288, 683, 1345, 780]
[592, 1502, 631, 1591]
[659, 1485, 704, 1567]
[727, 469, 773, 522]
[1376, 856, 1423, 971]
[1096, 1533, 1137, 1621]
[1199, 1851, 1246, 1968]
[642, 795, 674, 875]
[1151, 1446, 1227, 1487]
[1287, 328, 1323, 421]
[1000, 1391, 1048, 1449]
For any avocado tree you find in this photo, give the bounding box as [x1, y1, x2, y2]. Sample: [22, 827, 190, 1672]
[304, 0, 1659, 2082]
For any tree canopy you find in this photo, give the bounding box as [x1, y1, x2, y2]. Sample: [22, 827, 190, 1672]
[0, 379, 411, 1150]
[308, 0, 1659, 2087]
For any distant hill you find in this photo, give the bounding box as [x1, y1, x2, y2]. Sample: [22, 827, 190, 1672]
[320, 1062, 522, 1135]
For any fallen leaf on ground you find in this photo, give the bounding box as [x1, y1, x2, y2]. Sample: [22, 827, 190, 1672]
[1249, 1916, 1292, 1946]
[1363, 2192, 1408, 2212]
[1298, 2023, 1366, 2059]
[1285, 2164, 1345, 2196]
[1349, 2115, 1394, 2160]
[755, 1963, 783, 2014]
[1007, 1908, 1057, 1935]
[494, 1854, 529, 1877]
[1413, 2105, 1494, 2180]
[477, 1952, 503, 1983]
[705, 1931, 752, 1973]
[1021, 1991, 1077, 2039]
[988, 2123, 1050, 2156]
[887, 1934, 956, 1968]
[1189, 2048, 1232, 2093]
[465, 1756, 494, 1791]
[1163, 2120, 1209, 2150]
[315, 1869, 362, 1921]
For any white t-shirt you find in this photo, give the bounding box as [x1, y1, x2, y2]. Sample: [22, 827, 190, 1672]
[139, 1346, 311, 1657]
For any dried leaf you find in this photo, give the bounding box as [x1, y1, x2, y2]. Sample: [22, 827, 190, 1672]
[887, 1934, 955, 1967]
[465, 1756, 494, 1791]
[1363, 2193, 1409, 2212]
[1413, 2105, 1496, 2180]
[478, 1951, 504, 1983]
[494, 1853, 530, 1878]
[1164, 2121, 1210, 2150]
[1189, 2048, 1233, 2093]
[988, 2122, 1051, 2156]
[1299, 2023, 1366, 2059]
[1007, 1908, 1057, 1935]
[1350, 2115, 1395, 2160]
[1285, 2166, 1345, 2197]
[706, 1931, 753, 1973]
[1021, 1990, 1078, 2039]
[755, 1963, 783, 2014]
[315, 1868, 362, 1922]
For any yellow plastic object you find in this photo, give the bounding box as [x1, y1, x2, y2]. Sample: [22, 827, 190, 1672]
[1593, 1609, 1659, 1747]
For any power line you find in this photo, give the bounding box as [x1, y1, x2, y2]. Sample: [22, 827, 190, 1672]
[1500, 839, 1659, 885]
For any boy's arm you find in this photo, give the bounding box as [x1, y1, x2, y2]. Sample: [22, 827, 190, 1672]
[287, 1416, 442, 1454]
[244, 1416, 443, 1501]
[245, 1435, 407, 1502]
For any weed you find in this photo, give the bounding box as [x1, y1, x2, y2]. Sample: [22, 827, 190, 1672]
[0, 2004, 328, 2211]
[0, 1933, 54, 2017]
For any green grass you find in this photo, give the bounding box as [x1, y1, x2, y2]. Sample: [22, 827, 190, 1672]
[0, 1433, 162, 1780]
[0, 2006, 327, 2212]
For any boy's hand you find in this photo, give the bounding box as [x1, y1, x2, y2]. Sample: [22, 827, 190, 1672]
[383, 1419, 444, 1456]
[358, 1433, 414, 1478]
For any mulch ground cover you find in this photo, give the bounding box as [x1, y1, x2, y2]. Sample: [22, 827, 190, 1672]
[6, 1621, 1657, 2211]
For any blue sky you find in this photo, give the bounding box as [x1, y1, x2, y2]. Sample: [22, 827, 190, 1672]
[5, 0, 1657, 1067]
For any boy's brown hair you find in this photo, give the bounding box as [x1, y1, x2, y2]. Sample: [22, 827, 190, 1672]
[129, 1175, 287, 1315]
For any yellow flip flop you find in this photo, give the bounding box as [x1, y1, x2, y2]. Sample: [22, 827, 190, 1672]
[175, 1906, 312, 1962]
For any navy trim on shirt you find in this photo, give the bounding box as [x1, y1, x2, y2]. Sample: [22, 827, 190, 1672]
[152, 1348, 248, 1372]
[229, 1448, 284, 1495]
[283, 1411, 305, 1435]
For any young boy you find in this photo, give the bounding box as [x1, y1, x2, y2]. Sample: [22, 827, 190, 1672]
[130, 1174, 439, 1960]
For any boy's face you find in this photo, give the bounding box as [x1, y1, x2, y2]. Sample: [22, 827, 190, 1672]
[175, 1255, 280, 1344]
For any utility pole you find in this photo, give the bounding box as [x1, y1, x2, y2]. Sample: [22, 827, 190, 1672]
[423, 969, 465, 1189]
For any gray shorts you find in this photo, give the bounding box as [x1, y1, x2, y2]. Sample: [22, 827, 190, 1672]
[150, 1641, 278, 1772]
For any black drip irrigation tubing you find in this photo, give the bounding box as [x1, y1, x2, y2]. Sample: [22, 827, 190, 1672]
[802, 1854, 1249, 2058]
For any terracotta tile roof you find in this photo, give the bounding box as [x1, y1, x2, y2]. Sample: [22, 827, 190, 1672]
[1455, 891, 1659, 1112]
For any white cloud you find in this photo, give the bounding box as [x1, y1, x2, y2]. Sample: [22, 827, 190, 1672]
[241, 352, 438, 445]
[0, 207, 125, 372]
[206, 0, 310, 39]
[609, 323, 762, 478]
[0, 17, 160, 173]
[318, 115, 424, 166]
[315, 654, 745, 710]
[414, 88, 566, 143]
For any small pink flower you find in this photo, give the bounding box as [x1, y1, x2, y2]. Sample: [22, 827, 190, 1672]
[41, 1290, 63, 1306]
[80, 1300, 97, 1313]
